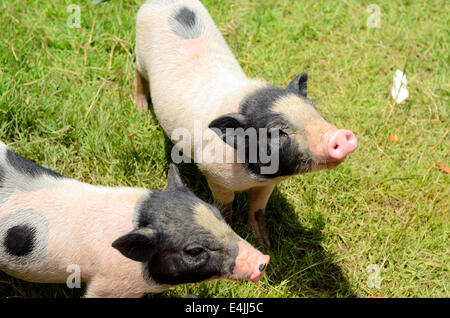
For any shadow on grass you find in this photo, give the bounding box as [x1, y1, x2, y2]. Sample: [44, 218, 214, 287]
[261, 188, 356, 297]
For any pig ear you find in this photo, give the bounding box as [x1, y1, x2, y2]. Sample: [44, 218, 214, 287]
[112, 228, 159, 262]
[167, 163, 185, 189]
[287, 72, 308, 97]
[208, 113, 247, 149]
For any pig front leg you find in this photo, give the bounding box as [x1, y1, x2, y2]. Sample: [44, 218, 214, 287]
[207, 179, 235, 223]
[133, 69, 150, 112]
[248, 185, 275, 249]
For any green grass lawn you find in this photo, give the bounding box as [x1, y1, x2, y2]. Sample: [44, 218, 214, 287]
[0, 0, 448, 298]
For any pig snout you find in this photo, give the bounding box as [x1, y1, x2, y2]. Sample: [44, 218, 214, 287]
[308, 123, 358, 166]
[231, 241, 270, 283]
[327, 129, 358, 161]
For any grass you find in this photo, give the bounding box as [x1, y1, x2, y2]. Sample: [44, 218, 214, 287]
[0, 0, 448, 298]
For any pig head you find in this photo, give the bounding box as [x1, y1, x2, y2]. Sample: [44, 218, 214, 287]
[209, 73, 358, 178]
[112, 164, 270, 287]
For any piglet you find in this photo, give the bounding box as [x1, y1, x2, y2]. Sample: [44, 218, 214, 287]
[134, 0, 358, 248]
[0, 142, 269, 297]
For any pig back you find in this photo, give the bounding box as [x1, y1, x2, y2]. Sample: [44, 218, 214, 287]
[136, 0, 249, 140]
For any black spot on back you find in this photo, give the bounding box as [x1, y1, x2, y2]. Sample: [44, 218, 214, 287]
[168, 6, 203, 40]
[6, 149, 65, 179]
[175, 7, 197, 29]
[4, 225, 35, 257]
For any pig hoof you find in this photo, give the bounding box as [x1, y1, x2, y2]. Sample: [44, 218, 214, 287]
[217, 202, 233, 224]
[133, 69, 150, 112]
[256, 231, 272, 250]
[249, 210, 271, 249]
[136, 96, 150, 113]
[222, 207, 233, 224]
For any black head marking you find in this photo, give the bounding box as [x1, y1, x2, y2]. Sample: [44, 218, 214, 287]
[287, 72, 308, 97]
[135, 189, 193, 229]
[6, 149, 65, 179]
[209, 113, 247, 135]
[123, 188, 240, 286]
[167, 164, 184, 190]
[209, 85, 315, 178]
[112, 228, 159, 262]
[4, 224, 35, 257]
[208, 113, 247, 149]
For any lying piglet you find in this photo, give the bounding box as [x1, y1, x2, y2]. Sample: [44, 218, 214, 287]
[0, 142, 269, 297]
[134, 0, 358, 248]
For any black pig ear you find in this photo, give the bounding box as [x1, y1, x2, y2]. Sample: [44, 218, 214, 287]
[112, 228, 159, 262]
[287, 72, 308, 97]
[208, 113, 247, 149]
[167, 164, 185, 189]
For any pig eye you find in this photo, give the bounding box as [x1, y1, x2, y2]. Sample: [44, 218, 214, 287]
[184, 245, 205, 256]
[277, 129, 289, 140]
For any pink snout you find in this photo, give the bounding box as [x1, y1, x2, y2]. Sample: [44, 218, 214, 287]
[327, 130, 358, 161]
[232, 241, 270, 283]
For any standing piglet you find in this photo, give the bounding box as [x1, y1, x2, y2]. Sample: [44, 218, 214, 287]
[134, 0, 358, 247]
[0, 142, 269, 297]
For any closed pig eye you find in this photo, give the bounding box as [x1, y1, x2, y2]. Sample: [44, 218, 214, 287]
[270, 128, 289, 140]
[184, 245, 205, 256]
[279, 129, 289, 138]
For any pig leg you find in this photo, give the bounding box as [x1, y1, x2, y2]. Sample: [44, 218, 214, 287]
[207, 179, 235, 223]
[248, 185, 275, 249]
[133, 69, 150, 112]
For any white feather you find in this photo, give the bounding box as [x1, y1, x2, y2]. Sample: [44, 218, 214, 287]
[391, 69, 409, 104]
